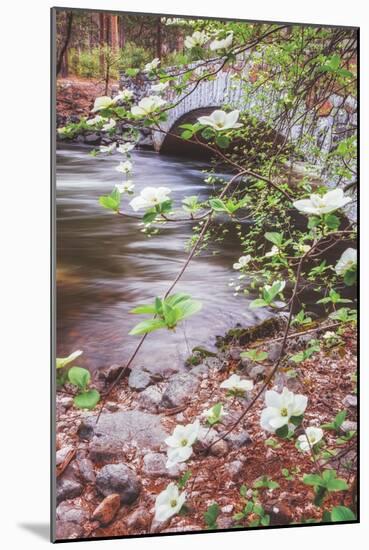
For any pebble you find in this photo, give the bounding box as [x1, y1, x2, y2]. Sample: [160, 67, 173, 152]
[161, 373, 199, 409]
[343, 394, 357, 408]
[91, 493, 121, 525]
[56, 502, 88, 524]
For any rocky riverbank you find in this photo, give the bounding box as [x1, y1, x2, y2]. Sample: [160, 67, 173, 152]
[55, 316, 357, 540]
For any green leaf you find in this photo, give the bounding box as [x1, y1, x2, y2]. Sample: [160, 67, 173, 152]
[129, 318, 167, 335]
[181, 129, 193, 140]
[240, 349, 268, 362]
[68, 366, 91, 390]
[162, 302, 178, 327]
[99, 194, 120, 212]
[130, 304, 157, 315]
[331, 506, 355, 521]
[143, 210, 157, 224]
[250, 298, 268, 309]
[176, 299, 202, 320]
[178, 470, 192, 489]
[265, 232, 283, 247]
[215, 135, 230, 149]
[303, 473, 323, 486]
[73, 389, 100, 409]
[204, 503, 220, 529]
[209, 198, 227, 212]
[344, 267, 357, 286]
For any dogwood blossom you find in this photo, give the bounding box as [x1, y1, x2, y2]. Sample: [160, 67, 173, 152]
[198, 109, 242, 131]
[144, 57, 160, 72]
[165, 420, 200, 468]
[322, 331, 337, 340]
[210, 32, 233, 51]
[335, 248, 357, 275]
[99, 143, 116, 154]
[117, 142, 136, 154]
[130, 186, 171, 211]
[260, 388, 308, 433]
[233, 255, 251, 270]
[115, 180, 135, 193]
[297, 426, 323, 452]
[154, 483, 186, 522]
[91, 96, 114, 112]
[112, 88, 134, 103]
[86, 115, 106, 126]
[102, 118, 116, 131]
[131, 96, 166, 117]
[151, 82, 169, 93]
[293, 189, 352, 215]
[220, 374, 254, 395]
[265, 245, 279, 257]
[115, 160, 132, 174]
[184, 30, 208, 49]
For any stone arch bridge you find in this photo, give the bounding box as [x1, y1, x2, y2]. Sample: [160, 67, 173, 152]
[121, 61, 356, 158]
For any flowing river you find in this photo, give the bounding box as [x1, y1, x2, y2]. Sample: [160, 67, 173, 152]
[56, 143, 270, 374]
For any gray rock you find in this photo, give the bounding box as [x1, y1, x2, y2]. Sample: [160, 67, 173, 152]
[56, 477, 83, 505]
[79, 411, 168, 461]
[76, 458, 95, 483]
[228, 347, 242, 360]
[55, 520, 84, 540]
[56, 445, 74, 466]
[56, 502, 88, 524]
[341, 420, 357, 433]
[226, 460, 244, 480]
[224, 430, 251, 450]
[96, 464, 141, 504]
[190, 364, 209, 378]
[266, 343, 283, 362]
[142, 452, 181, 478]
[138, 385, 163, 413]
[84, 133, 101, 145]
[125, 507, 152, 531]
[128, 367, 152, 391]
[248, 364, 267, 380]
[161, 373, 199, 409]
[343, 394, 357, 408]
[98, 364, 126, 384]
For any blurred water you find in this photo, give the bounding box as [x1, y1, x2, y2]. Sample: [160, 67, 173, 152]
[56, 143, 269, 373]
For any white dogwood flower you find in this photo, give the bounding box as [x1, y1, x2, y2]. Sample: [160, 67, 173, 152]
[86, 115, 106, 126]
[115, 160, 132, 174]
[297, 427, 323, 452]
[293, 189, 352, 215]
[131, 96, 166, 117]
[154, 483, 186, 522]
[130, 186, 171, 211]
[99, 143, 116, 154]
[144, 57, 160, 72]
[165, 420, 200, 468]
[260, 388, 308, 433]
[322, 331, 337, 340]
[91, 96, 114, 112]
[220, 374, 254, 395]
[115, 180, 135, 193]
[117, 142, 136, 154]
[233, 255, 251, 270]
[335, 248, 357, 275]
[198, 109, 242, 131]
[112, 88, 134, 103]
[184, 30, 208, 49]
[102, 118, 116, 131]
[265, 245, 279, 257]
[151, 82, 169, 93]
[210, 32, 233, 51]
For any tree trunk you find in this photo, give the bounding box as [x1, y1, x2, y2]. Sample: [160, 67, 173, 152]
[156, 17, 162, 60]
[99, 13, 106, 75]
[110, 15, 119, 51]
[118, 16, 125, 49]
[56, 12, 73, 76]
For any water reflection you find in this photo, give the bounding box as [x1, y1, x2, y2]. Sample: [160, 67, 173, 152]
[56, 143, 269, 373]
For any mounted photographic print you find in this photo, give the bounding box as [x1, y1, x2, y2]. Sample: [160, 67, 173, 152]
[51, 7, 359, 542]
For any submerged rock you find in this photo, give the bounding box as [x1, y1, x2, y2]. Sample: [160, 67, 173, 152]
[96, 464, 141, 504]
